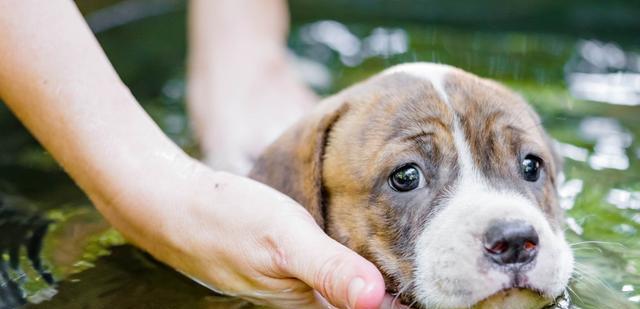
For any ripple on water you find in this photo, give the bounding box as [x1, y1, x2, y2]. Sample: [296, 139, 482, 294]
[579, 117, 632, 170]
[565, 40, 640, 106]
[606, 188, 640, 210]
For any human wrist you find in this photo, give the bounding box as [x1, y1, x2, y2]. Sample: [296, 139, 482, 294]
[88, 149, 206, 251]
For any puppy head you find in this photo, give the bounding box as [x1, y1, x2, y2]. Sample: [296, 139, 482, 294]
[250, 63, 573, 308]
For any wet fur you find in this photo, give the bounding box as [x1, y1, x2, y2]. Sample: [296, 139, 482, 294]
[249, 63, 572, 308]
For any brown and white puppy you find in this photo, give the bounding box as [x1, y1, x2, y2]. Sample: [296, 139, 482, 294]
[249, 63, 573, 308]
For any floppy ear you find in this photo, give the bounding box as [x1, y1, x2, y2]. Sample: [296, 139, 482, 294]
[248, 98, 349, 230]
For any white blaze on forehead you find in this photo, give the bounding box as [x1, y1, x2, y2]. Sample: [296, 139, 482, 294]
[383, 63, 454, 106]
[383, 63, 478, 181]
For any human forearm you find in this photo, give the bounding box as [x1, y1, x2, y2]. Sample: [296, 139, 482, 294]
[187, 0, 315, 174]
[188, 0, 289, 67]
[0, 0, 191, 240]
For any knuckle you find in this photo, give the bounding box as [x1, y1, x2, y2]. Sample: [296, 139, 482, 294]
[255, 221, 295, 277]
[264, 232, 290, 275]
[314, 253, 346, 303]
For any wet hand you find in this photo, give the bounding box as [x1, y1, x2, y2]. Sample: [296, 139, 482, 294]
[111, 162, 392, 308]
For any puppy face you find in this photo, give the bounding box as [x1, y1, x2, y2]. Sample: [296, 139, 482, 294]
[250, 63, 573, 308]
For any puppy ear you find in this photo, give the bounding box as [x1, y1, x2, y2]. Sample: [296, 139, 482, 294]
[249, 98, 348, 229]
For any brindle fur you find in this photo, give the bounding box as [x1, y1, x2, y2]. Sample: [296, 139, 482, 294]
[249, 67, 562, 306]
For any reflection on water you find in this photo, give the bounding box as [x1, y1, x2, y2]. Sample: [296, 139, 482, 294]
[362, 27, 409, 58]
[579, 117, 632, 170]
[566, 40, 640, 106]
[558, 177, 584, 211]
[568, 72, 640, 106]
[565, 217, 584, 236]
[0, 6, 639, 309]
[554, 140, 589, 162]
[607, 189, 640, 210]
[27, 246, 257, 309]
[301, 20, 361, 63]
[291, 54, 333, 92]
[299, 20, 409, 67]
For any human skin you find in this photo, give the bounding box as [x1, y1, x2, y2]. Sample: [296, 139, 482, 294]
[0, 0, 397, 308]
[188, 0, 317, 175]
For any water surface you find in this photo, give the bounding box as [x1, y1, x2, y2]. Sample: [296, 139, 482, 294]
[0, 5, 638, 309]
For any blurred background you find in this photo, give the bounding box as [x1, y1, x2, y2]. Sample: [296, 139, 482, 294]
[0, 0, 639, 308]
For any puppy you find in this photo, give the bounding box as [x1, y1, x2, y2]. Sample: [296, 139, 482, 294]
[249, 63, 574, 308]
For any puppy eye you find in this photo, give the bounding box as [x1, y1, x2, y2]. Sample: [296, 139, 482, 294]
[389, 164, 423, 192]
[521, 154, 543, 182]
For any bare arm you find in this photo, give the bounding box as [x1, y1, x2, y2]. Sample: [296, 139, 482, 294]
[188, 0, 315, 174]
[0, 0, 191, 243]
[0, 1, 386, 308]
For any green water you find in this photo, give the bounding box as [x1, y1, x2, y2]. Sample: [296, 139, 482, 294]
[0, 5, 639, 309]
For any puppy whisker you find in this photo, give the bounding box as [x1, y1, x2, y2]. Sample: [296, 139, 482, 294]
[567, 285, 585, 303]
[572, 263, 613, 292]
[571, 247, 603, 253]
[569, 240, 625, 248]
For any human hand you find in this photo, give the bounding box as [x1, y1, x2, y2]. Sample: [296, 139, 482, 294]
[103, 159, 397, 308]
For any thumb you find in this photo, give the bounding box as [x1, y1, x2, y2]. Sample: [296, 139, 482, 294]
[279, 221, 385, 309]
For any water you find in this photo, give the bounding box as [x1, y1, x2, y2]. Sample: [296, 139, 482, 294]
[0, 4, 639, 309]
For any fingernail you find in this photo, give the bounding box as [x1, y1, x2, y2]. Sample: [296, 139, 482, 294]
[348, 277, 365, 309]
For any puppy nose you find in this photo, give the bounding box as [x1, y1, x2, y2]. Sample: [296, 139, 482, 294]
[483, 220, 539, 265]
